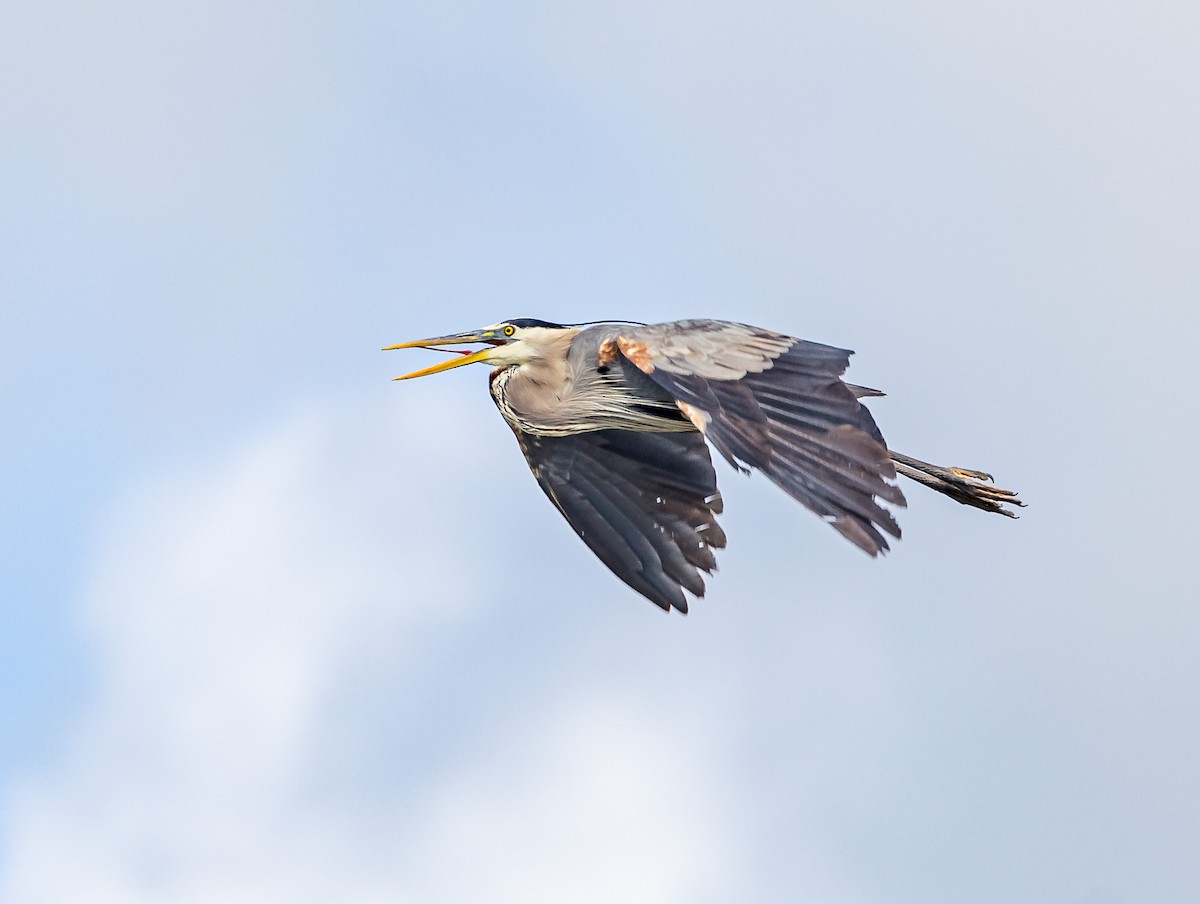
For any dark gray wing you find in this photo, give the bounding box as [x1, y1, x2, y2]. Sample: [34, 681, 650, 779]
[615, 320, 905, 556]
[511, 427, 726, 613]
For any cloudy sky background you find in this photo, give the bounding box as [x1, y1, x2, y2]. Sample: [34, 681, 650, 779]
[2, 1, 1198, 901]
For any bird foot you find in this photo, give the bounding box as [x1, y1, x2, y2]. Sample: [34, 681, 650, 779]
[949, 466, 993, 483]
[890, 453, 1025, 518]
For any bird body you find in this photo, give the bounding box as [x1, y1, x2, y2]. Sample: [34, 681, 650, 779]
[385, 318, 1023, 613]
[489, 325, 692, 437]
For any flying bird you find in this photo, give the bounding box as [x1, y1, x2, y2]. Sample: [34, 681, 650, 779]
[385, 318, 1023, 613]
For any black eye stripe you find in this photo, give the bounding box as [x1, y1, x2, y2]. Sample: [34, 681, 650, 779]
[504, 317, 565, 329]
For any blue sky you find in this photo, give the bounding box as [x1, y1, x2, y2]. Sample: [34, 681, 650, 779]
[3, 1, 1198, 901]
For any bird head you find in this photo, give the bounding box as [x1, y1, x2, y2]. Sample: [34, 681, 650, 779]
[384, 318, 568, 381]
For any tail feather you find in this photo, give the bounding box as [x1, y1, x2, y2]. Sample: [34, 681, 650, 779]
[890, 452, 1024, 518]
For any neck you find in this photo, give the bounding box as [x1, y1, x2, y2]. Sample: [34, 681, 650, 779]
[488, 328, 581, 431]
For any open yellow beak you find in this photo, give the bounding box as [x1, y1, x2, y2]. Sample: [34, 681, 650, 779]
[383, 330, 497, 381]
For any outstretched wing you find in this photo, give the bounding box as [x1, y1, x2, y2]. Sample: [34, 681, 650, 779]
[611, 320, 905, 556]
[511, 426, 726, 613]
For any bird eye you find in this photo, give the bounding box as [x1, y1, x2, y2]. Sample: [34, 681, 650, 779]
[503, 325, 516, 337]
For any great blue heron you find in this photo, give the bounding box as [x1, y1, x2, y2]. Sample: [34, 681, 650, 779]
[385, 318, 1022, 613]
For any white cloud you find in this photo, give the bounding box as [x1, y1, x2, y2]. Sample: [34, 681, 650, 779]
[0, 395, 740, 904]
[398, 696, 735, 904]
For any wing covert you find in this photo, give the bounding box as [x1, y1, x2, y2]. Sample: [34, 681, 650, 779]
[614, 320, 906, 556]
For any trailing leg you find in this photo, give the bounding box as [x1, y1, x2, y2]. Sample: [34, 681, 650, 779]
[890, 452, 1024, 518]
